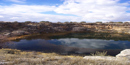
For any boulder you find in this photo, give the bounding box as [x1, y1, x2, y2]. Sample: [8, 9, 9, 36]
[83, 56, 129, 63]
[0, 35, 5, 40]
[11, 30, 29, 36]
[116, 49, 130, 60]
[4, 33, 11, 36]
[83, 49, 130, 62]
[72, 27, 86, 31]
[53, 27, 64, 32]
[83, 56, 117, 61]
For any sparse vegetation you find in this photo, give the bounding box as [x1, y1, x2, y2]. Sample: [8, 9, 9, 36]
[40, 21, 50, 23]
[91, 51, 107, 56]
[0, 49, 129, 65]
[0, 21, 130, 65]
[25, 21, 32, 23]
[80, 21, 86, 24]
[96, 21, 102, 24]
[117, 22, 123, 23]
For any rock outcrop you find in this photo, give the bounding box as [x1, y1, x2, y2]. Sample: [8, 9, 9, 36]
[83, 49, 130, 63]
[83, 56, 118, 61]
[0, 22, 130, 38]
[11, 30, 29, 36]
[116, 49, 130, 60]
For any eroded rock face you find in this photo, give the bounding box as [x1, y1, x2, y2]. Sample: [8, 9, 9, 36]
[116, 49, 130, 60]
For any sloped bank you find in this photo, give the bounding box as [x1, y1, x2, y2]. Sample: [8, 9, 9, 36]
[0, 22, 130, 41]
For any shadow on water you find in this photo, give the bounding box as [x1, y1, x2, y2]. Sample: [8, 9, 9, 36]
[3, 32, 130, 56]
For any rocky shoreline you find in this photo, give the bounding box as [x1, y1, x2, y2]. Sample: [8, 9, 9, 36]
[0, 22, 130, 41]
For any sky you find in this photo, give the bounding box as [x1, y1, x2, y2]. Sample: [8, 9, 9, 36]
[0, 0, 130, 22]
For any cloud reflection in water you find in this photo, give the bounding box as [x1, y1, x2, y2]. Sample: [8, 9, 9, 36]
[5, 38, 130, 56]
[57, 38, 129, 49]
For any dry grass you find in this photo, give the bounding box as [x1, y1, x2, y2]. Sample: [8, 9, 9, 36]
[91, 51, 108, 56]
[0, 48, 129, 65]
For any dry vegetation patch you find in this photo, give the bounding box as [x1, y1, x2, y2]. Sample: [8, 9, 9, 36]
[0, 49, 129, 65]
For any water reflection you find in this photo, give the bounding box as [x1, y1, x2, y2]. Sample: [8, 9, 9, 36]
[57, 38, 130, 49]
[5, 38, 130, 56]
[3, 32, 130, 56]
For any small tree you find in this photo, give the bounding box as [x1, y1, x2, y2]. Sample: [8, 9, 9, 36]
[109, 21, 114, 23]
[25, 21, 32, 23]
[40, 21, 50, 23]
[96, 21, 102, 23]
[57, 22, 62, 24]
[13, 21, 18, 23]
[80, 21, 86, 24]
[64, 21, 69, 24]
[40, 21, 46, 23]
[117, 22, 123, 23]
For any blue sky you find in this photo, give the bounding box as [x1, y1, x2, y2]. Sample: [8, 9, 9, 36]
[0, 0, 130, 22]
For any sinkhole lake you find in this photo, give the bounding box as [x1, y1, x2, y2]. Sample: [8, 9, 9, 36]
[4, 32, 130, 56]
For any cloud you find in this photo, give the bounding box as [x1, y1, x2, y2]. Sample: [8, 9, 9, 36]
[8, 13, 79, 22]
[0, 4, 56, 14]
[55, 0, 130, 22]
[6, 0, 26, 3]
[10, 17, 19, 19]
[0, 4, 80, 22]
[0, 0, 130, 22]
[0, 15, 4, 18]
